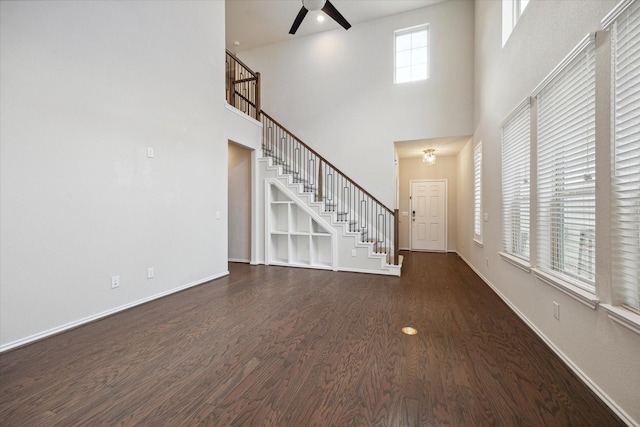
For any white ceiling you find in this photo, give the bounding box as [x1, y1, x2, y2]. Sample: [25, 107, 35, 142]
[226, 0, 465, 159]
[226, 0, 447, 51]
[395, 136, 471, 160]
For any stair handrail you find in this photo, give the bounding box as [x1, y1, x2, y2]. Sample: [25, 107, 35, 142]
[224, 51, 399, 266]
[261, 111, 399, 265]
[261, 112, 392, 214]
[226, 49, 261, 120]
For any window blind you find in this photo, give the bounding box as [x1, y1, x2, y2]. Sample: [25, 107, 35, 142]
[474, 142, 483, 242]
[611, 0, 640, 313]
[535, 36, 596, 292]
[501, 100, 531, 260]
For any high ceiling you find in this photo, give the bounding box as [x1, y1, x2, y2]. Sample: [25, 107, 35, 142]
[226, 0, 447, 51]
[226, 0, 464, 159]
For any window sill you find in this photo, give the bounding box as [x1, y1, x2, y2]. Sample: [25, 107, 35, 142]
[473, 239, 483, 248]
[601, 304, 640, 336]
[498, 252, 531, 273]
[532, 269, 599, 309]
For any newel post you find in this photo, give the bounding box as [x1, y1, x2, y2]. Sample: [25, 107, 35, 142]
[255, 72, 261, 120]
[394, 209, 399, 265]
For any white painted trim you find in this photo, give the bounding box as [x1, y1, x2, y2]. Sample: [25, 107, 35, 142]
[456, 253, 637, 427]
[224, 102, 263, 127]
[532, 268, 599, 309]
[499, 96, 531, 129]
[601, 304, 640, 336]
[269, 261, 333, 271]
[251, 148, 260, 265]
[531, 33, 595, 97]
[498, 251, 531, 273]
[0, 272, 229, 353]
[602, 0, 636, 29]
[338, 266, 401, 277]
[229, 258, 250, 263]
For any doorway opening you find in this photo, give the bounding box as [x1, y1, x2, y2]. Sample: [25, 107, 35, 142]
[228, 142, 252, 263]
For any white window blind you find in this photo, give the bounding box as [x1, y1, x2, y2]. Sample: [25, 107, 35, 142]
[610, 0, 640, 313]
[394, 25, 429, 84]
[501, 101, 531, 260]
[535, 36, 596, 292]
[474, 142, 483, 243]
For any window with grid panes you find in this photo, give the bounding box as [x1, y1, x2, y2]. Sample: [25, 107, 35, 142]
[394, 25, 429, 84]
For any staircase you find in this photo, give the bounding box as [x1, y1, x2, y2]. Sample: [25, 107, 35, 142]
[226, 50, 401, 276]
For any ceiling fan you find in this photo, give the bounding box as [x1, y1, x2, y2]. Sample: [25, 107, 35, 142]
[289, 0, 352, 35]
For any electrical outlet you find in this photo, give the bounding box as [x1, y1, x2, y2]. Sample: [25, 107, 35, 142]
[351, 249, 357, 257]
[485, 258, 489, 267]
[147, 147, 154, 158]
[147, 267, 154, 279]
[553, 302, 560, 320]
[111, 275, 120, 289]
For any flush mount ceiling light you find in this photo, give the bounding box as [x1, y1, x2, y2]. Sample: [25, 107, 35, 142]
[423, 149, 436, 165]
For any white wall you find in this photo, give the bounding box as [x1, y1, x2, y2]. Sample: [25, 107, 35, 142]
[237, 0, 474, 208]
[0, 1, 228, 349]
[459, 0, 640, 424]
[398, 156, 458, 251]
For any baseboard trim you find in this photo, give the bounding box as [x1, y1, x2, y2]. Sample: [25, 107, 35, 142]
[228, 258, 250, 263]
[0, 271, 230, 354]
[338, 266, 400, 277]
[456, 252, 637, 427]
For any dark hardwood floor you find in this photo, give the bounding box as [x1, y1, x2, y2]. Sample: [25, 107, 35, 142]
[0, 252, 625, 426]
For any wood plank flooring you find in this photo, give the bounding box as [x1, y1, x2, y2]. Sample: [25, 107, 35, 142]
[0, 252, 625, 426]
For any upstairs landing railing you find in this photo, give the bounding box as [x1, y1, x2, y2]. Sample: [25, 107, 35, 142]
[261, 112, 399, 266]
[226, 49, 261, 120]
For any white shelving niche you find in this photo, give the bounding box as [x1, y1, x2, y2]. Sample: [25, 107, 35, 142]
[265, 180, 337, 270]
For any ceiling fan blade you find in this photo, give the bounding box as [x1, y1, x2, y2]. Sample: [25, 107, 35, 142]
[322, 0, 351, 30]
[289, 6, 309, 34]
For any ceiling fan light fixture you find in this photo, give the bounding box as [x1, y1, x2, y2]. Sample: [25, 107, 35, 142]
[303, 0, 325, 12]
[423, 149, 436, 165]
[290, 0, 350, 34]
[317, 14, 325, 22]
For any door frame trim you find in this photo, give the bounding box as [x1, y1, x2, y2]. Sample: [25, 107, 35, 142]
[409, 179, 448, 252]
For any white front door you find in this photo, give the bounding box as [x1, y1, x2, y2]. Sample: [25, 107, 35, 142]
[410, 180, 447, 252]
